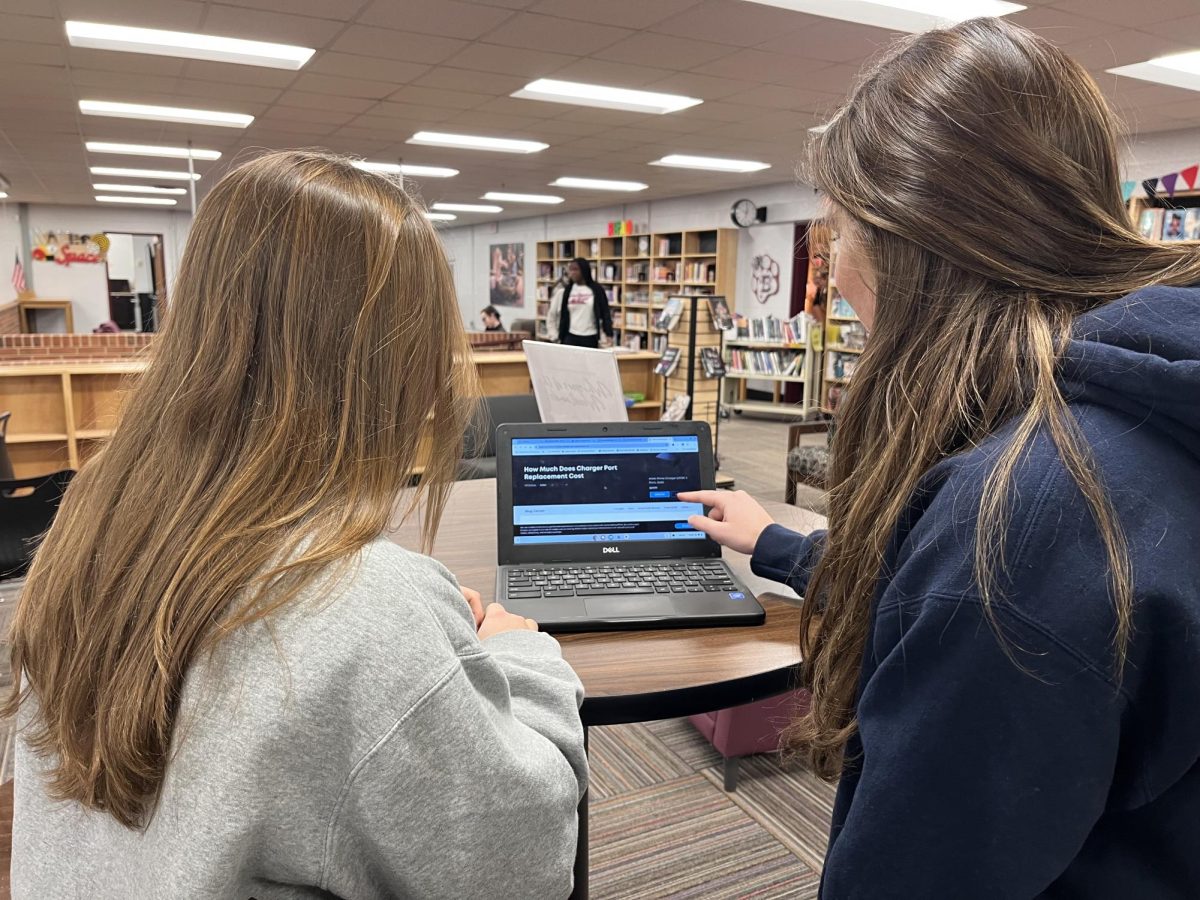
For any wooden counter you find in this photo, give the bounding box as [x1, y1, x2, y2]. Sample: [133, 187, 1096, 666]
[0, 350, 664, 477]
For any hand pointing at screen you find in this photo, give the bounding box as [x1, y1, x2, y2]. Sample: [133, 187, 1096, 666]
[676, 490, 777, 555]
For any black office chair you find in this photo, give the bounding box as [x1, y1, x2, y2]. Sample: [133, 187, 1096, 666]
[0, 469, 74, 580]
[458, 394, 541, 481]
[0, 412, 13, 482]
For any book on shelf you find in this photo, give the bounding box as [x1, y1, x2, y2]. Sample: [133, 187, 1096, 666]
[623, 333, 646, 351]
[727, 348, 803, 376]
[700, 346, 726, 378]
[651, 334, 667, 353]
[626, 289, 650, 305]
[686, 261, 717, 282]
[830, 292, 857, 320]
[655, 346, 681, 377]
[654, 297, 684, 331]
[590, 239, 600, 255]
[600, 262, 621, 281]
[603, 284, 622, 304]
[638, 235, 650, 255]
[626, 261, 649, 282]
[538, 262, 553, 279]
[826, 385, 845, 413]
[828, 319, 866, 349]
[733, 312, 811, 344]
[612, 310, 624, 327]
[1162, 208, 1189, 241]
[706, 296, 733, 331]
[1188, 208, 1200, 240]
[826, 351, 860, 380]
[1138, 207, 1164, 240]
[657, 237, 671, 255]
[651, 289, 671, 305]
[653, 264, 679, 282]
[625, 311, 649, 329]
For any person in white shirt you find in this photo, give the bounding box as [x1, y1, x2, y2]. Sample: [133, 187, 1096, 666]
[546, 257, 613, 347]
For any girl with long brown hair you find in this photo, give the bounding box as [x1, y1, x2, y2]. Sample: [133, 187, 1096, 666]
[7, 151, 587, 897]
[684, 17, 1200, 899]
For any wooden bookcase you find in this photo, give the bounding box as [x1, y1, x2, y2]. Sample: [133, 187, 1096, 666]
[814, 234, 865, 414]
[723, 325, 821, 418]
[535, 228, 739, 351]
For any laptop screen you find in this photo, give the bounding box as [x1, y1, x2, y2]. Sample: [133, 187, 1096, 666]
[509, 434, 706, 548]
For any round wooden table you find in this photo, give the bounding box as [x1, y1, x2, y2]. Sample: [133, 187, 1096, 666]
[387, 477, 825, 898]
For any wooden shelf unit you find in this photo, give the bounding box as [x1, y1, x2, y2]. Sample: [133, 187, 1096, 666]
[723, 326, 821, 416]
[663, 295, 723, 455]
[1, 352, 668, 476]
[536, 229, 738, 352]
[815, 229, 866, 414]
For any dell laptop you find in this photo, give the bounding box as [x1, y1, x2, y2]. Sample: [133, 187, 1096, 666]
[494, 421, 766, 632]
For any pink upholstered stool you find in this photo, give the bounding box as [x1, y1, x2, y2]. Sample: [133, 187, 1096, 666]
[688, 689, 809, 791]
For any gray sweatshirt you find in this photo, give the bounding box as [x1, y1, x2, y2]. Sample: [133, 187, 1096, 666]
[13, 538, 588, 899]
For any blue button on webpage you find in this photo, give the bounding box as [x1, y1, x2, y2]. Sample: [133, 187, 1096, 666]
[648, 490, 671, 499]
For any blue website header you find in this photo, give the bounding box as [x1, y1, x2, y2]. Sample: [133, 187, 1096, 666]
[512, 435, 700, 457]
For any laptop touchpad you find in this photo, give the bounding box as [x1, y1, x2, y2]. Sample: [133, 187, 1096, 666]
[585, 595, 675, 619]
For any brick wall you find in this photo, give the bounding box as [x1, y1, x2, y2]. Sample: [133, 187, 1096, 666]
[0, 333, 154, 364]
[0, 302, 18, 334]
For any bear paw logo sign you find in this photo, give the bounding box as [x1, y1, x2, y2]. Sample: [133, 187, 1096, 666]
[751, 254, 780, 305]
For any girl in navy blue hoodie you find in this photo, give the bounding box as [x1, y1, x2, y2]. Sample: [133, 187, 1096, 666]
[682, 18, 1200, 900]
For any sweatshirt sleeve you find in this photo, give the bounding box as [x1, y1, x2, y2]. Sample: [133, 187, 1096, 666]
[546, 285, 562, 342]
[320, 631, 586, 900]
[750, 524, 826, 597]
[822, 594, 1126, 899]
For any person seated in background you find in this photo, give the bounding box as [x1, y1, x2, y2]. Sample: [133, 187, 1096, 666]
[6, 150, 587, 899]
[481, 304, 505, 331]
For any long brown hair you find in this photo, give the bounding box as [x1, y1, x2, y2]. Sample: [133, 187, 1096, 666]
[5, 150, 478, 826]
[794, 17, 1200, 779]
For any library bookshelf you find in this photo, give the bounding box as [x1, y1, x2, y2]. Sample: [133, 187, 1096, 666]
[536, 229, 739, 352]
[723, 329, 821, 419]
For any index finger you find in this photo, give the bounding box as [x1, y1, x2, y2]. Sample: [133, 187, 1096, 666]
[676, 490, 725, 506]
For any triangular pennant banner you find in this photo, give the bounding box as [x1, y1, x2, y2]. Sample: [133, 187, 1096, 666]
[1143, 177, 1160, 197]
[1121, 180, 1136, 201]
[1182, 165, 1199, 190]
[1162, 172, 1179, 196]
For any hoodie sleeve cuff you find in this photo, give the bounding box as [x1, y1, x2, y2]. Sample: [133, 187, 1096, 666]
[751, 524, 826, 596]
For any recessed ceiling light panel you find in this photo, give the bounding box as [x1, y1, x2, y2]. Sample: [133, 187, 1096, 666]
[512, 79, 702, 114]
[737, 0, 1024, 33]
[424, 212, 457, 221]
[80, 100, 253, 128]
[90, 166, 199, 181]
[351, 160, 459, 177]
[92, 183, 187, 194]
[650, 154, 771, 173]
[66, 20, 314, 69]
[96, 195, 178, 205]
[407, 131, 548, 154]
[482, 192, 565, 204]
[1109, 52, 1200, 92]
[85, 141, 222, 160]
[431, 202, 503, 213]
[552, 177, 648, 192]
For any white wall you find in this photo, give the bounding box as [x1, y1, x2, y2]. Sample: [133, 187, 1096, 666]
[440, 181, 822, 328]
[0, 205, 21, 305]
[20, 204, 192, 332]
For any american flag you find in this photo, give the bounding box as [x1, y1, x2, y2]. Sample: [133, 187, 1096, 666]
[11, 252, 25, 294]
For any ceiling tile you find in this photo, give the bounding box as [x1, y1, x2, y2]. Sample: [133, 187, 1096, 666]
[595, 31, 738, 71]
[721, 83, 842, 113]
[181, 59, 298, 87]
[1062, 30, 1193, 71]
[359, 0, 515, 39]
[441, 42, 577, 78]
[1138, 14, 1200, 43]
[527, 0, 696, 29]
[0, 38, 63, 65]
[275, 90, 378, 114]
[480, 12, 632, 54]
[66, 47, 186, 77]
[306, 51, 430, 84]
[1008, 6, 1123, 43]
[289, 72, 399, 100]
[387, 85, 492, 110]
[257, 106, 357, 127]
[541, 57, 678, 89]
[330, 25, 467, 64]
[0, 12, 62, 43]
[692, 47, 820, 83]
[368, 100, 463, 122]
[217, 0, 354, 18]
[640, 71, 759, 100]
[412, 66, 527, 94]
[198, 4, 344, 46]
[651, 0, 808, 47]
[1049, 0, 1200, 27]
[753, 20, 897, 64]
[56, 0, 207, 30]
[475, 95, 574, 119]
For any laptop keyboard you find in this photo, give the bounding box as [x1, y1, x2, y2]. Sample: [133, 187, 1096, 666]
[505, 561, 738, 599]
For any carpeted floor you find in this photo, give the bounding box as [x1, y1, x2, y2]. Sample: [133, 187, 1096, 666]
[589, 717, 835, 899]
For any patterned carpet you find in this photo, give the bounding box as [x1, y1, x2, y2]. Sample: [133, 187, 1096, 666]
[590, 718, 835, 899]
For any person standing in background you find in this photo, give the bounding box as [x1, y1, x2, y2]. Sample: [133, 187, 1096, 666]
[546, 257, 613, 348]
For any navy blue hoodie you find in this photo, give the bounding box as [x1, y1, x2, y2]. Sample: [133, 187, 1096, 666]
[751, 286, 1200, 898]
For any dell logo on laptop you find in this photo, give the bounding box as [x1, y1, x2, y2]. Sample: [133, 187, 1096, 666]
[602, 546, 621, 554]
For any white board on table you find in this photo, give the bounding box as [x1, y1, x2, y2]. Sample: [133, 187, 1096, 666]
[522, 340, 629, 423]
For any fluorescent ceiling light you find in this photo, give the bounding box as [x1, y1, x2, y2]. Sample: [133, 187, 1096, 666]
[1109, 52, 1200, 92]
[80, 100, 253, 128]
[93, 183, 187, 195]
[424, 212, 457, 221]
[512, 79, 702, 115]
[651, 154, 771, 173]
[351, 160, 459, 177]
[91, 166, 199, 181]
[552, 177, 648, 192]
[408, 131, 548, 154]
[85, 141, 221, 160]
[66, 20, 314, 70]
[482, 191, 564, 205]
[0, 192, 7, 199]
[431, 202, 503, 213]
[738, 0, 1024, 33]
[96, 195, 177, 206]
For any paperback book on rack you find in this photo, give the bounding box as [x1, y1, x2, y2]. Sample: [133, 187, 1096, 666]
[655, 346, 681, 377]
[700, 346, 726, 378]
[655, 297, 685, 331]
[707, 295, 734, 331]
